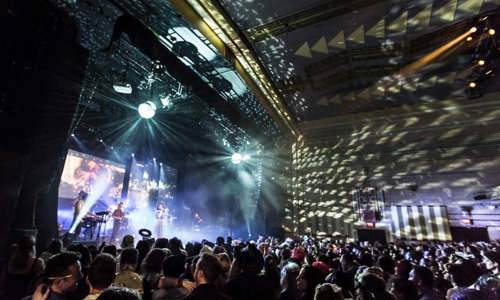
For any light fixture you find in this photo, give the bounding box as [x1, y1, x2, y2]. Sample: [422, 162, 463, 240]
[466, 36, 473, 42]
[478, 59, 485, 66]
[468, 82, 477, 88]
[160, 95, 171, 108]
[231, 153, 242, 164]
[488, 28, 496, 36]
[113, 82, 133, 94]
[469, 27, 477, 33]
[138, 101, 156, 119]
[71, 133, 75, 137]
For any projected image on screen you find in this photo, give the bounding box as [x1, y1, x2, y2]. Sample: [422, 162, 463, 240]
[126, 161, 177, 236]
[59, 150, 125, 200]
[159, 164, 177, 203]
[128, 161, 158, 209]
[58, 150, 125, 230]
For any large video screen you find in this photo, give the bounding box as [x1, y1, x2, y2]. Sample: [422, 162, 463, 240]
[58, 150, 125, 230]
[159, 164, 177, 203]
[59, 149, 125, 201]
[127, 160, 158, 210]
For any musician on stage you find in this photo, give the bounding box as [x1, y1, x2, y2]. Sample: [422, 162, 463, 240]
[155, 203, 166, 238]
[110, 202, 125, 244]
[71, 191, 88, 238]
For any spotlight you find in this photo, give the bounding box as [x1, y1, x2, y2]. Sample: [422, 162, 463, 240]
[469, 27, 477, 33]
[113, 82, 133, 94]
[131, 153, 135, 157]
[160, 95, 172, 108]
[99, 139, 103, 143]
[478, 59, 485, 66]
[231, 153, 242, 164]
[468, 82, 477, 88]
[466, 36, 473, 42]
[71, 133, 75, 137]
[488, 28, 496, 36]
[138, 101, 156, 119]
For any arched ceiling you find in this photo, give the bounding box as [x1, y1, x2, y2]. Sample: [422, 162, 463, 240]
[183, 0, 500, 125]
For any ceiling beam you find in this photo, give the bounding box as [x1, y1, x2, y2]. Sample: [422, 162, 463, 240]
[170, 0, 299, 138]
[245, 0, 388, 42]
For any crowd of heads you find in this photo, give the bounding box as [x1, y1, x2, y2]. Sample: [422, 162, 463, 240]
[1, 234, 499, 300]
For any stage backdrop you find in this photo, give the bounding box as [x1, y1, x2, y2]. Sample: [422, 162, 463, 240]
[390, 205, 452, 241]
[58, 150, 125, 229]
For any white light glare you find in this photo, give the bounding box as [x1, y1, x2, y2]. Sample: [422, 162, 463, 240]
[232, 153, 251, 164]
[231, 153, 242, 164]
[138, 101, 156, 119]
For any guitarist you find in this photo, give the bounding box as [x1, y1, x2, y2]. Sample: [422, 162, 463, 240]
[110, 202, 125, 244]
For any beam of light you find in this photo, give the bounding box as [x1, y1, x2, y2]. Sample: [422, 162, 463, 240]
[400, 30, 472, 77]
[68, 172, 114, 234]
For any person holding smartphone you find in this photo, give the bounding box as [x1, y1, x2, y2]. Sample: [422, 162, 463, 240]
[22, 252, 82, 300]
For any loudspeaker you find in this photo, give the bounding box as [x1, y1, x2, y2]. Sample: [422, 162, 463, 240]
[357, 228, 387, 243]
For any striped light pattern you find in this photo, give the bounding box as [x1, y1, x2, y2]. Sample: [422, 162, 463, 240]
[390, 205, 452, 241]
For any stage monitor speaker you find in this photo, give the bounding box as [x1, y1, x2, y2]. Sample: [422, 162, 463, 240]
[357, 228, 387, 244]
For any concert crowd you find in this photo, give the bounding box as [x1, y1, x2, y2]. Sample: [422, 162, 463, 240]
[1, 234, 499, 300]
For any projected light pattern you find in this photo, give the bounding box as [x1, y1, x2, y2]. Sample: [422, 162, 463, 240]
[217, 0, 500, 122]
[288, 92, 500, 236]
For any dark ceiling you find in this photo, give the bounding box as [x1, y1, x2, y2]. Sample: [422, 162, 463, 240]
[218, 0, 500, 122]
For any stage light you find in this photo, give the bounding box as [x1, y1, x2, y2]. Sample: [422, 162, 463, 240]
[113, 82, 132, 94]
[469, 27, 477, 33]
[71, 133, 75, 137]
[132, 153, 135, 157]
[160, 95, 171, 108]
[466, 36, 473, 42]
[242, 154, 251, 161]
[468, 82, 477, 88]
[231, 153, 242, 164]
[488, 28, 495, 36]
[478, 59, 485, 66]
[138, 101, 156, 119]
[99, 139, 103, 143]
